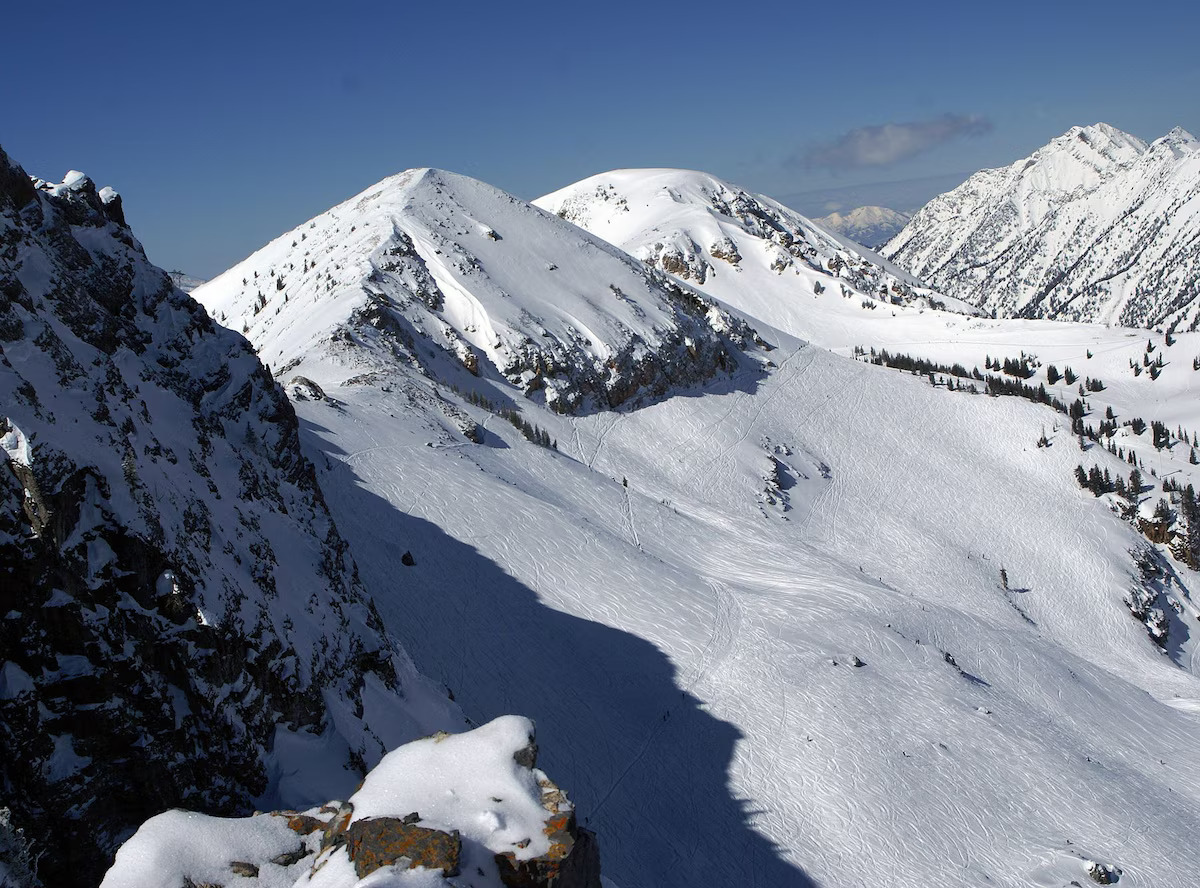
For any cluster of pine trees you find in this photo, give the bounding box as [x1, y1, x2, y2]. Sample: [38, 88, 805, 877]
[453, 385, 558, 450]
[1073, 464, 1143, 503]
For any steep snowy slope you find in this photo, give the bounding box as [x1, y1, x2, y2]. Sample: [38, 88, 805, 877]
[198, 168, 758, 415]
[199, 170, 1200, 888]
[882, 123, 1200, 328]
[535, 169, 977, 344]
[0, 149, 462, 887]
[815, 205, 910, 248]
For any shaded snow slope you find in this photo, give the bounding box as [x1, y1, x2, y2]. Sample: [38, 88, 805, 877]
[882, 123, 1200, 328]
[196, 168, 758, 415]
[0, 148, 460, 887]
[535, 168, 977, 344]
[815, 205, 910, 248]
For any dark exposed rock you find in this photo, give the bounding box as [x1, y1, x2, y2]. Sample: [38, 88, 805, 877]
[401, 550, 416, 566]
[495, 779, 602, 888]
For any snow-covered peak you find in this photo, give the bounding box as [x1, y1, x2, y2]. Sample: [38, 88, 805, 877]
[1049, 122, 1148, 160]
[883, 123, 1200, 326]
[0, 144, 463, 887]
[196, 167, 758, 414]
[1149, 126, 1199, 158]
[815, 205, 911, 248]
[537, 168, 972, 346]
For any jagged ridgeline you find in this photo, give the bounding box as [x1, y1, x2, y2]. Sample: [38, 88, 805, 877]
[882, 123, 1200, 328]
[0, 146, 461, 887]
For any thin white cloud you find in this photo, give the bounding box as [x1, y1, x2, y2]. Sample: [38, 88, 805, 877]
[799, 114, 993, 170]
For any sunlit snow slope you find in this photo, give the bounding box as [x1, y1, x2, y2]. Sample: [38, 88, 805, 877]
[196, 169, 1200, 888]
[198, 168, 757, 415]
[882, 123, 1200, 328]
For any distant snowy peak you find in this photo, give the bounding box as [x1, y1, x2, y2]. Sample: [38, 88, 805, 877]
[196, 168, 759, 414]
[815, 205, 910, 248]
[167, 270, 205, 292]
[536, 169, 971, 341]
[882, 123, 1200, 328]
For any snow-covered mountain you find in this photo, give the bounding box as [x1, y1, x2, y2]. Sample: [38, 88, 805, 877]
[0, 149, 484, 888]
[166, 270, 205, 293]
[882, 123, 1200, 328]
[814, 205, 910, 248]
[197, 167, 759, 416]
[193, 166, 1200, 888]
[535, 168, 977, 344]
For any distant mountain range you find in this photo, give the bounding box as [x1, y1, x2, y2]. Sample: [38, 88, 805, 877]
[815, 205, 911, 248]
[882, 123, 1200, 328]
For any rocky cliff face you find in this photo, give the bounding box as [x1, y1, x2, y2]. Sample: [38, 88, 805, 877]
[882, 123, 1200, 328]
[0, 147, 461, 887]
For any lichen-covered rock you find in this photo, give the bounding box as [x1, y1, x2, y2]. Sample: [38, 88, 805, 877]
[342, 818, 461, 877]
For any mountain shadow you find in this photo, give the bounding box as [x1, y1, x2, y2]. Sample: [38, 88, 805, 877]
[300, 417, 817, 888]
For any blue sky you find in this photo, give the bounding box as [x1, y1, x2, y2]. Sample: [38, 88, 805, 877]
[4, 0, 1199, 277]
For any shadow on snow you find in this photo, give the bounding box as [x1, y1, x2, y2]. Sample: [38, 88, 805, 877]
[300, 415, 817, 888]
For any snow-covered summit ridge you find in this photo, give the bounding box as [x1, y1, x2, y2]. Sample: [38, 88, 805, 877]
[882, 122, 1200, 327]
[536, 168, 976, 345]
[196, 167, 759, 414]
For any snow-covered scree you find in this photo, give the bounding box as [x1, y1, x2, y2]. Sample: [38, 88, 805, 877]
[101, 716, 601, 888]
[197, 168, 760, 416]
[882, 123, 1200, 328]
[197, 166, 1200, 888]
[0, 147, 463, 888]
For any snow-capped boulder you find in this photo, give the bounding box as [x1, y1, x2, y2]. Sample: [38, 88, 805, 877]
[0, 145, 461, 888]
[195, 168, 759, 414]
[100, 716, 601, 888]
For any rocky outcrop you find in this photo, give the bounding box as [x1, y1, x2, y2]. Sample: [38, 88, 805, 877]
[102, 717, 601, 888]
[0, 146, 460, 888]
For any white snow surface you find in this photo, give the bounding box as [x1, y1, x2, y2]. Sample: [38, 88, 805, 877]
[100, 808, 307, 888]
[0, 421, 30, 467]
[882, 123, 1200, 327]
[348, 715, 554, 861]
[535, 168, 978, 342]
[197, 168, 752, 412]
[194, 166, 1200, 888]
